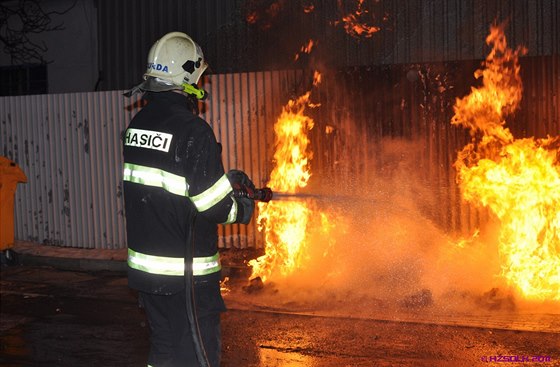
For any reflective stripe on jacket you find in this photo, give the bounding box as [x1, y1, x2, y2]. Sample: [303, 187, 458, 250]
[123, 162, 238, 224]
[128, 248, 221, 276]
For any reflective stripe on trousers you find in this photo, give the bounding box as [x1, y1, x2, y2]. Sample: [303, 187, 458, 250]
[128, 248, 221, 276]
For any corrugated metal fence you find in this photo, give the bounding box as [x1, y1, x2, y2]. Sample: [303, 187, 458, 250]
[1, 58, 558, 249]
[1, 70, 300, 249]
[2, 91, 134, 249]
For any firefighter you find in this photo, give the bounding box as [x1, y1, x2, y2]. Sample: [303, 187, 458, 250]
[122, 31, 255, 367]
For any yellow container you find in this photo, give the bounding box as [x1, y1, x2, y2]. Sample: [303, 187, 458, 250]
[0, 156, 27, 251]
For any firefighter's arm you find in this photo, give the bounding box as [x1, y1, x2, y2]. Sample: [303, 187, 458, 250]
[226, 170, 255, 224]
[185, 125, 254, 224]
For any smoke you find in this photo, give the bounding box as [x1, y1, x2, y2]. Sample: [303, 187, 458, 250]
[247, 137, 542, 315]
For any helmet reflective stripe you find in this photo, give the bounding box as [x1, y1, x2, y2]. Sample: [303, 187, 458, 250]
[128, 249, 221, 276]
[123, 163, 188, 197]
[190, 174, 233, 212]
[222, 197, 238, 224]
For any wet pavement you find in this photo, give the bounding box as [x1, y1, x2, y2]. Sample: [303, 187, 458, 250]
[1, 245, 560, 366]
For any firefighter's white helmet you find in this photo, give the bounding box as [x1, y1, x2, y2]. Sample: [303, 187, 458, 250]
[144, 31, 208, 86]
[124, 32, 208, 98]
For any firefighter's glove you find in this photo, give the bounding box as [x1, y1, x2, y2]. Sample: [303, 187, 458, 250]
[235, 196, 255, 224]
[226, 169, 255, 191]
[227, 170, 256, 224]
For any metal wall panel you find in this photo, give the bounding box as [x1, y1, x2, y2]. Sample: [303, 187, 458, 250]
[96, 0, 245, 92]
[96, 0, 559, 91]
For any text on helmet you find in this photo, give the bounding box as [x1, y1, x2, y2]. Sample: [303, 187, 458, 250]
[147, 63, 169, 73]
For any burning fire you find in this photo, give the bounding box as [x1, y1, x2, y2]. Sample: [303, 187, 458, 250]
[245, 0, 286, 29]
[294, 39, 317, 61]
[249, 91, 314, 282]
[334, 0, 382, 38]
[249, 79, 337, 282]
[452, 25, 560, 301]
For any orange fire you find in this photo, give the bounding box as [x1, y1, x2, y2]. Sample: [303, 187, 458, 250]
[294, 39, 317, 61]
[335, 0, 381, 38]
[245, 0, 286, 30]
[303, 4, 315, 13]
[249, 79, 337, 282]
[452, 25, 560, 301]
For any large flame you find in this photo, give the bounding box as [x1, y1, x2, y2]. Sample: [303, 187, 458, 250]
[249, 84, 335, 282]
[452, 25, 560, 301]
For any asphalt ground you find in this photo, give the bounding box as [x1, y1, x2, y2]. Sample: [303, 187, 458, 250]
[1, 243, 559, 367]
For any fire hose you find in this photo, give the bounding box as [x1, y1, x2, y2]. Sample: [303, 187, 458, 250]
[186, 185, 273, 367]
[189, 184, 377, 364]
[232, 186, 363, 203]
[185, 212, 210, 367]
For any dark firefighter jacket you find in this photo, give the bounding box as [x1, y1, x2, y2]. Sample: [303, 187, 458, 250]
[122, 91, 246, 296]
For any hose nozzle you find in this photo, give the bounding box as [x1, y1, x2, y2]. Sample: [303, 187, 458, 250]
[252, 187, 273, 202]
[232, 186, 273, 202]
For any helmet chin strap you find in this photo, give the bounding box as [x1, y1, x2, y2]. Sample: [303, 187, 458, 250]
[182, 83, 207, 100]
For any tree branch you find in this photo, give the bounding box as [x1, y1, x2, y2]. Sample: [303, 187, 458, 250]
[0, 0, 77, 64]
